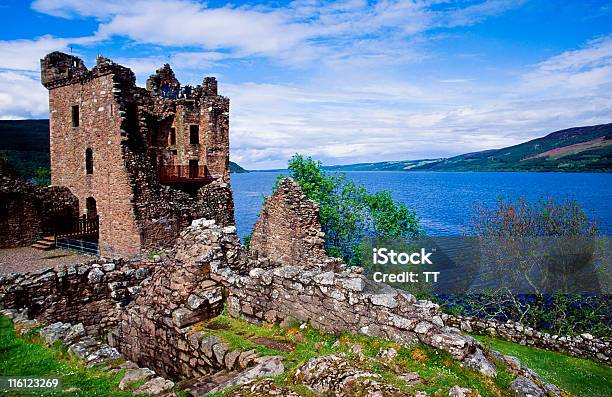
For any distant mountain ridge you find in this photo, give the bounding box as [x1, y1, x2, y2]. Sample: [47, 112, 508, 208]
[229, 161, 248, 173]
[0, 119, 248, 178]
[325, 123, 612, 173]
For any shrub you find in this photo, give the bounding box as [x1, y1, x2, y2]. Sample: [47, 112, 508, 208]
[436, 196, 610, 337]
[32, 166, 50, 186]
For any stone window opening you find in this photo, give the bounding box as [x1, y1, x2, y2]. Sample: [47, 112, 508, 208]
[189, 125, 199, 145]
[170, 127, 176, 145]
[85, 148, 93, 174]
[71, 105, 80, 127]
[85, 197, 97, 219]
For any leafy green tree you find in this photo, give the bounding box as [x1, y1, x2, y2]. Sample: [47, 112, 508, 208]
[280, 154, 422, 266]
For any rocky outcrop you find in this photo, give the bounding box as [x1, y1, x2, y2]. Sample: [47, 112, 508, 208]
[293, 353, 406, 396]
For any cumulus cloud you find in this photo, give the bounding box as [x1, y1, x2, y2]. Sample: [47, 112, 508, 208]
[0, 71, 48, 119]
[30, 0, 526, 65]
[0, 35, 96, 71]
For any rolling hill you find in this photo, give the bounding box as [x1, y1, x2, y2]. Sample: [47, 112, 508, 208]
[0, 119, 248, 178]
[325, 123, 612, 173]
[322, 158, 443, 171]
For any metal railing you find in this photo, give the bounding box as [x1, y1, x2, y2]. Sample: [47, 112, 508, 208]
[55, 215, 99, 239]
[56, 237, 99, 255]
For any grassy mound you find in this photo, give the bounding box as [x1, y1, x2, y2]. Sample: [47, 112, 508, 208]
[196, 314, 515, 396]
[476, 335, 612, 397]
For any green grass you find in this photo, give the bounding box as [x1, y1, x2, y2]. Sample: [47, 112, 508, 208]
[475, 335, 612, 397]
[3, 312, 607, 397]
[195, 314, 516, 397]
[0, 316, 135, 396]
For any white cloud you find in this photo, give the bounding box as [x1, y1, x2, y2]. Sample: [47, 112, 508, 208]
[31, 0, 127, 19]
[225, 34, 612, 169]
[0, 35, 96, 71]
[30, 0, 528, 66]
[0, 71, 48, 119]
[442, 0, 527, 27]
[519, 35, 612, 97]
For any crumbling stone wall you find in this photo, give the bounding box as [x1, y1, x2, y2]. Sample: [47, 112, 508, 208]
[211, 179, 495, 379]
[0, 259, 154, 335]
[122, 145, 235, 252]
[0, 174, 78, 248]
[206, 179, 587, 395]
[445, 314, 611, 365]
[41, 52, 234, 258]
[219, 257, 497, 371]
[250, 178, 326, 266]
[112, 219, 242, 379]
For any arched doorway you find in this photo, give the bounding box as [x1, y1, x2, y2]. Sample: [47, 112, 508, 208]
[85, 197, 97, 219]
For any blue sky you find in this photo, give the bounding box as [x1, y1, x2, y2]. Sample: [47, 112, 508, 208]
[0, 1, 610, 169]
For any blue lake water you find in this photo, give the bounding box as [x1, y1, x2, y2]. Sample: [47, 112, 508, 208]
[231, 171, 612, 239]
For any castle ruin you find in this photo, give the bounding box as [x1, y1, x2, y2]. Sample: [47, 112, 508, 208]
[40, 52, 233, 257]
[0, 52, 600, 397]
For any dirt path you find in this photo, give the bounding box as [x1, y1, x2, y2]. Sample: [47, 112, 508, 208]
[0, 247, 93, 275]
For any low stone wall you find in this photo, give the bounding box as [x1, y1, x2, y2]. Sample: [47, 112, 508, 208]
[112, 219, 246, 379]
[0, 258, 154, 335]
[445, 314, 611, 365]
[218, 258, 496, 371]
[0, 174, 79, 248]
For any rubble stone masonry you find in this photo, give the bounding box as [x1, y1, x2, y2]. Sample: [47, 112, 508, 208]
[0, 172, 79, 248]
[0, 258, 155, 335]
[112, 219, 244, 379]
[445, 314, 611, 365]
[249, 178, 327, 266]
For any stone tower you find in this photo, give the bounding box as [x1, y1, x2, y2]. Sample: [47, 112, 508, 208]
[41, 52, 234, 258]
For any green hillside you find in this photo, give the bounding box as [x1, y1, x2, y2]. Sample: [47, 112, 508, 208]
[229, 161, 248, 173]
[413, 123, 612, 172]
[0, 119, 50, 179]
[0, 119, 247, 178]
[323, 158, 442, 171]
[323, 123, 612, 173]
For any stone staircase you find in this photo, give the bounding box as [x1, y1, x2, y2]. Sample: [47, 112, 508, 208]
[31, 236, 56, 251]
